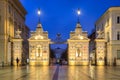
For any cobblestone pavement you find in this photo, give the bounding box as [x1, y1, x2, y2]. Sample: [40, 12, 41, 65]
[0, 65, 120, 80]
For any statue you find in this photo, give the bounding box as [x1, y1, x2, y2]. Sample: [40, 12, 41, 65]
[97, 30, 104, 39]
[76, 48, 81, 57]
[15, 29, 21, 39]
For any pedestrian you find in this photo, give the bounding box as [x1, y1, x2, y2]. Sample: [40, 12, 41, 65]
[60, 59, 62, 66]
[16, 57, 19, 66]
[113, 57, 116, 66]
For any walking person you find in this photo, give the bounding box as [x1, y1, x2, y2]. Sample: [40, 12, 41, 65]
[16, 57, 19, 66]
[60, 59, 62, 66]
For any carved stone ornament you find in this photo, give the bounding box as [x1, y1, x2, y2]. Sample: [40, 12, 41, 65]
[97, 30, 104, 39]
[15, 29, 21, 39]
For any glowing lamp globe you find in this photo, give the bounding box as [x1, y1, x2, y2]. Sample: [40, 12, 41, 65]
[38, 10, 41, 15]
[77, 9, 81, 15]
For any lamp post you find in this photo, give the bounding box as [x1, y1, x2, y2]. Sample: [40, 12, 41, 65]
[38, 8, 41, 23]
[77, 8, 81, 23]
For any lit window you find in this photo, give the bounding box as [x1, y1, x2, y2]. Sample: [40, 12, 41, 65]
[117, 50, 120, 59]
[117, 16, 120, 24]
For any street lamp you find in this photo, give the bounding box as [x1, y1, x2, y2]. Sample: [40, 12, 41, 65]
[77, 8, 81, 23]
[38, 8, 41, 23]
[77, 8, 81, 15]
[38, 9, 41, 15]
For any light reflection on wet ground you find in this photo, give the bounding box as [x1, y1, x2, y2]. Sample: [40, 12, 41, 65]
[0, 65, 120, 80]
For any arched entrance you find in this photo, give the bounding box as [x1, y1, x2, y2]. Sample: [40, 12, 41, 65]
[50, 33, 68, 65]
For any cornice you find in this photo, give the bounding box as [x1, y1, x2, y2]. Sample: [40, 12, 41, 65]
[8, 0, 27, 17]
[95, 7, 120, 26]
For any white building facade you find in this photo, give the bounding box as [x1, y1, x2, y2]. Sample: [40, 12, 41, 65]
[95, 7, 120, 65]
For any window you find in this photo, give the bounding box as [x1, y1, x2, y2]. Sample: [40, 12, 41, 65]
[22, 27, 24, 33]
[117, 16, 120, 24]
[8, 17, 11, 35]
[107, 18, 109, 26]
[0, 9, 2, 27]
[117, 50, 120, 59]
[117, 32, 120, 40]
[18, 25, 21, 30]
[101, 24, 103, 30]
[0, 16, 1, 32]
[107, 32, 110, 42]
[0, 16, 1, 26]
[8, 6, 11, 13]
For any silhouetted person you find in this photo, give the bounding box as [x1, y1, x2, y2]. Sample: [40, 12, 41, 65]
[60, 59, 62, 66]
[113, 57, 116, 66]
[16, 58, 19, 66]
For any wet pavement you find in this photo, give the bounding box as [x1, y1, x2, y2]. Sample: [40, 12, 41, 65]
[0, 65, 120, 80]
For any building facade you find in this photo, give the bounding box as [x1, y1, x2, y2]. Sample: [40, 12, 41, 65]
[28, 23, 50, 66]
[0, 0, 29, 66]
[68, 22, 90, 65]
[95, 7, 120, 65]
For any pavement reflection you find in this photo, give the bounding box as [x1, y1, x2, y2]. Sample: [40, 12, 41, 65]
[0, 65, 120, 80]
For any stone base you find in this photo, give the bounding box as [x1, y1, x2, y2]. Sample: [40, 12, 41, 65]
[68, 61, 75, 66]
[69, 61, 89, 66]
[29, 62, 36, 66]
[116, 60, 120, 65]
[0, 63, 3, 67]
[0, 63, 11, 67]
[42, 61, 49, 66]
[76, 61, 89, 66]
[82, 62, 89, 66]
[97, 61, 104, 66]
[13, 61, 22, 66]
[29, 61, 49, 66]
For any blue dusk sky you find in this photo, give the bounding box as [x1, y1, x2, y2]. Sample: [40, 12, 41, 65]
[20, 0, 120, 40]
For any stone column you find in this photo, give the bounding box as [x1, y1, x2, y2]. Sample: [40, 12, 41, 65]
[67, 41, 76, 66]
[7, 42, 12, 66]
[95, 39, 105, 66]
[12, 29, 23, 66]
[12, 39, 23, 66]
